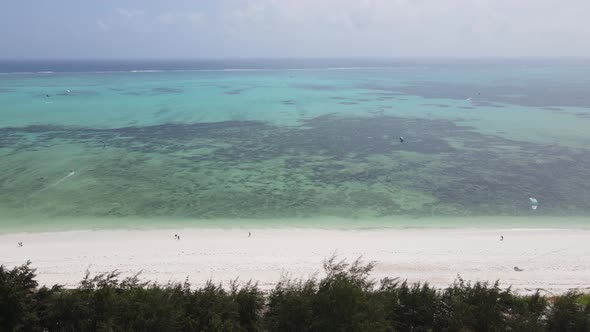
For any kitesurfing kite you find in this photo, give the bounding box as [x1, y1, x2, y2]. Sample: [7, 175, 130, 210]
[529, 197, 538, 210]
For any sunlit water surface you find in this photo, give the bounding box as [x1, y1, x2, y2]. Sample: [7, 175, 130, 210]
[1, 59, 590, 230]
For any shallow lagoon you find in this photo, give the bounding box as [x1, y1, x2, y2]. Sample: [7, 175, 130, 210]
[1, 59, 590, 229]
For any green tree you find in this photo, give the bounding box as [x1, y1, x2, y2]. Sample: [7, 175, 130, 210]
[546, 292, 590, 332]
[0, 261, 40, 331]
[5, 259, 590, 332]
[310, 256, 388, 332]
[506, 291, 547, 332]
[379, 279, 438, 331]
[435, 279, 512, 331]
[265, 277, 317, 332]
[183, 281, 243, 331]
[232, 281, 264, 332]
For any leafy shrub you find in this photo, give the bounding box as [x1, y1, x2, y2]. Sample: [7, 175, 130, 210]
[435, 278, 513, 331]
[546, 292, 590, 332]
[379, 279, 439, 331]
[2, 260, 590, 332]
[0, 261, 40, 332]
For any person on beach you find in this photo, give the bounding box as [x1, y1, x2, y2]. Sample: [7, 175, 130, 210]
[500, 235, 504, 241]
[248, 232, 251, 238]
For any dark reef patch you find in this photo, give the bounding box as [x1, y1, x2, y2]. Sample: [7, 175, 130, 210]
[543, 107, 563, 111]
[292, 84, 342, 91]
[0, 132, 26, 148]
[55, 90, 99, 97]
[154, 107, 173, 117]
[471, 101, 505, 108]
[2, 114, 590, 218]
[422, 103, 450, 108]
[121, 91, 144, 96]
[360, 80, 590, 108]
[224, 89, 245, 95]
[293, 115, 459, 157]
[151, 87, 183, 94]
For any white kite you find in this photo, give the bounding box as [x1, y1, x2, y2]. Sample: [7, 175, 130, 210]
[529, 197, 538, 210]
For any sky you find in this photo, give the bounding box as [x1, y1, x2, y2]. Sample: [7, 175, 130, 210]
[1, 0, 589, 59]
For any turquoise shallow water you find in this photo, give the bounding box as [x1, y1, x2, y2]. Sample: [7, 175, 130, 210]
[1, 59, 590, 230]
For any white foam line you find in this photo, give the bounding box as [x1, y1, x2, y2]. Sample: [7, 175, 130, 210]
[0, 66, 398, 75]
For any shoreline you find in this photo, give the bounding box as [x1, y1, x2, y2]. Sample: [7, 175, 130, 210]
[1, 227, 589, 294]
[1, 216, 589, 234]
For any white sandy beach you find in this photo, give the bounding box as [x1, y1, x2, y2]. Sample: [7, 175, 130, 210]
[1, 228, 589, 294]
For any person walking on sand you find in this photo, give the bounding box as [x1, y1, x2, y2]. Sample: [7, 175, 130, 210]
[248, 232, 251, 238]
[500, 235, 504, 241]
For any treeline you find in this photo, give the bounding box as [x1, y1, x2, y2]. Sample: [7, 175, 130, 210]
[1, 258, 589, 332]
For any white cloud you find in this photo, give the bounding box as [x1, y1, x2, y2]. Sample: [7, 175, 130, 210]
[221, 0, 590, 56]
[96, 19, 111, 32]
[97, 8, 203, 35]
[225, 0, 380, 29]
[158, 12, 203, 25]
[115, 8, 145, 18]
[86, 0, 590, 57]
[96, 8, 147, 33]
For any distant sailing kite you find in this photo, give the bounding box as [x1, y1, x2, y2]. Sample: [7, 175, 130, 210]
[529, 197, 538, 210]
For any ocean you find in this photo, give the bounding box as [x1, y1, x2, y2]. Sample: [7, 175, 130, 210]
[1, 59, 590, 230]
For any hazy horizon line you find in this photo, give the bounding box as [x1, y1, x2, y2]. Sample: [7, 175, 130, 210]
[2, 56, 590, 61]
